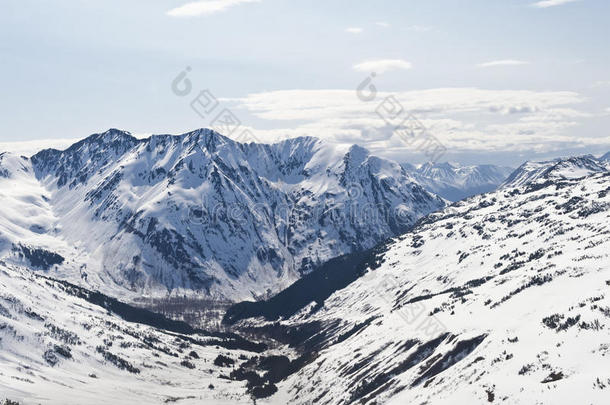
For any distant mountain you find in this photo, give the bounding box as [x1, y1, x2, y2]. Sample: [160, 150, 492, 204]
[227, 158, 610, 404]
[501, 155, 608, 188]
[0, 129, 445, 301]
[600, 151, 610, 162]
[402, 162, 514, 202]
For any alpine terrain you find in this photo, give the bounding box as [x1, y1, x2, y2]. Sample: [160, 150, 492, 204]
[0, 129, 445, 302]
[224, 154, 610, 404]
[402, 162, 514, 202]
[3, 1, 609, 403]
[1, 136, 609, 404]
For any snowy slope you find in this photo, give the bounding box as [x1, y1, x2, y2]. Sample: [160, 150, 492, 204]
[502, 155, 608, 188]
[403, 162, 513, 202]
[600, 151, 610, 170]
[3, 148, 610, 404]
[0, 153, 81, 278]
[0, 129, 445, 301]
[230, 166, 610, 404]
[0, 261, 279, 405]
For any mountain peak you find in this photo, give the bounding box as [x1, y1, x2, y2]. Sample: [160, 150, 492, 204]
[81, 128, 137, 146]
[44, 128, 140, 158]
[417, 162, 458, 182]
[15, 129, 446, 300]
[345, 144, 369, 163]
[502, 154, 607, 188]
[403, 161, 514, 202]
[181, 127, 228, 142]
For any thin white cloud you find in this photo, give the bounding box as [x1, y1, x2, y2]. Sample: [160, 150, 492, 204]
[345, 27, 363, 34]
[233, 89, 583, 121]
[353, 59, 412, 73]
[531, 0, 580, 8]
[227, 88, 591, 154]
[477, 60, 530, 68]
[167, 0, 260, 17]
[407, 25, 433, 32]
[0, 132, 152, 156]
[592, 81, 610, 88]
[0, 138, 81, 156]
[375, 22, 390, 28]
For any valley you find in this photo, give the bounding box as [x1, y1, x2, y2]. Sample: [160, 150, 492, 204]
[1, 132, 610, 404]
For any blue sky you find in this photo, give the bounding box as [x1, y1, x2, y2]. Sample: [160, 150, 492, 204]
[1, 0, 609, 165]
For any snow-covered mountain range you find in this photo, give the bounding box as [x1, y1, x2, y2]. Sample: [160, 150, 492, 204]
[0, 129, 445, 301]
[502, 154, 610, 188]
[401, 162, 514, 202]
[2, 146, 610, 404]
[0, 261, 274, 404]
[225, 156, 610, 404]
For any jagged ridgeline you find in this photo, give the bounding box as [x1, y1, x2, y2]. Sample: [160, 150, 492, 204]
[1, 146, 610, 403]
[0, 129, 445, 300]
[224, 166, 610, 404]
